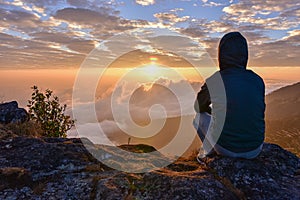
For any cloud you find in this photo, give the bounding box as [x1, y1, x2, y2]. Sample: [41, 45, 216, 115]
[282, 29, 300, 44]
[154, 8, 190, 25]
[135, 0, 155, 6]
[202, 1, 225, 7]
[248, 37, 300, 67]
[0, 0, 299, 69]
[180, 23, 300, 67]
[0, 0, 139, 68]
[31, 31, 76, 44]
[79, 27, 214, 69]
[67, 120, 121, 145]
[54, 7, 119, 26]
[69, 75, 202, 147]
[222, 0, 299, 30]
[176, 0, 299, 67]
[0, 8, 41, 33]
[73, 77, 201, 123]
[263, 79, 298, 94]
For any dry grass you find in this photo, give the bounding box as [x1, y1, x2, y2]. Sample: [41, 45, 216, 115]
[0, 120, 43, 139]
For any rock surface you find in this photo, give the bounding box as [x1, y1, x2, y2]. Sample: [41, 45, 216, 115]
[0, 137, 299, 200]
[0, 101, 28, 123]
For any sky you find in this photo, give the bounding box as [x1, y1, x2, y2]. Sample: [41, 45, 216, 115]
[0, 0, 299, 147]
[0, 0, 299, 69]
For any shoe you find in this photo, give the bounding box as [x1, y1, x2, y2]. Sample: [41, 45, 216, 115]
[196, 149, 207, 165]
[196, 147, 217, 164]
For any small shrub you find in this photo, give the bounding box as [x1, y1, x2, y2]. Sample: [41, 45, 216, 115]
[27, 86, 74, 137]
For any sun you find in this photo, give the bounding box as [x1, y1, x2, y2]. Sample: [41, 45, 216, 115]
[135, 63, 166, 81]
[141, 57, 163, 78]
[143, 64, 160, 75]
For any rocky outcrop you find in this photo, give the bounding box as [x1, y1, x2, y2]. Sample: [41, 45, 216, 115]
[0, 137, 299, 200]
[204, 144, 300, 199]
[0, 101, 28, 123]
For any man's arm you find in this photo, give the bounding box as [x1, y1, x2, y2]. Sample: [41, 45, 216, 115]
[194, 83, 211, 114]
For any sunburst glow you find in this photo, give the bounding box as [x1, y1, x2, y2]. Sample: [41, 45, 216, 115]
[143, 64, 160, 74]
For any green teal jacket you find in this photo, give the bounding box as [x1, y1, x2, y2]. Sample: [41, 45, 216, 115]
[195, 32, 265, 153]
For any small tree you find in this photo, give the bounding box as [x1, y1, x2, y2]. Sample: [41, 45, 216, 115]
[27, 86, 75, 137]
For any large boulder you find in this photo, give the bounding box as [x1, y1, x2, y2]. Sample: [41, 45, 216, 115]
[204, 143, 300, 199]
[0, 101, 28, 123]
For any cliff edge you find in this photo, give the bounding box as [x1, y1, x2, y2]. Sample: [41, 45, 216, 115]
[0, 137, 299, 200]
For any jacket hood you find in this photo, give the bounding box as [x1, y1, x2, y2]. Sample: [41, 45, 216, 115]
[218, 32, 248, 71]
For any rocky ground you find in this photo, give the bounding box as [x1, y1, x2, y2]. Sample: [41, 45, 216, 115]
[0, 136, 299, 200]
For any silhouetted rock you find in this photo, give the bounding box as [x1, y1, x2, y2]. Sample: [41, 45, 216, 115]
[0, 137, 299, 199]
[0, 101, 28, 123]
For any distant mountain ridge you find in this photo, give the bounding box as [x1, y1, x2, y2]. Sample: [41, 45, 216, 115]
[265, 82, 300, 156]
[266, 82, 300, 121]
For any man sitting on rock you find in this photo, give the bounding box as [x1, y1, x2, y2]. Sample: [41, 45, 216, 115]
[193, 32, 265, 161]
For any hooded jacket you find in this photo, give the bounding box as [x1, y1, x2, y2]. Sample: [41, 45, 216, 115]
[195, 32, 265, 153]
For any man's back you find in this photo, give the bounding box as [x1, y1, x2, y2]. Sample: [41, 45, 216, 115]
[218, 67, 265, 152]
